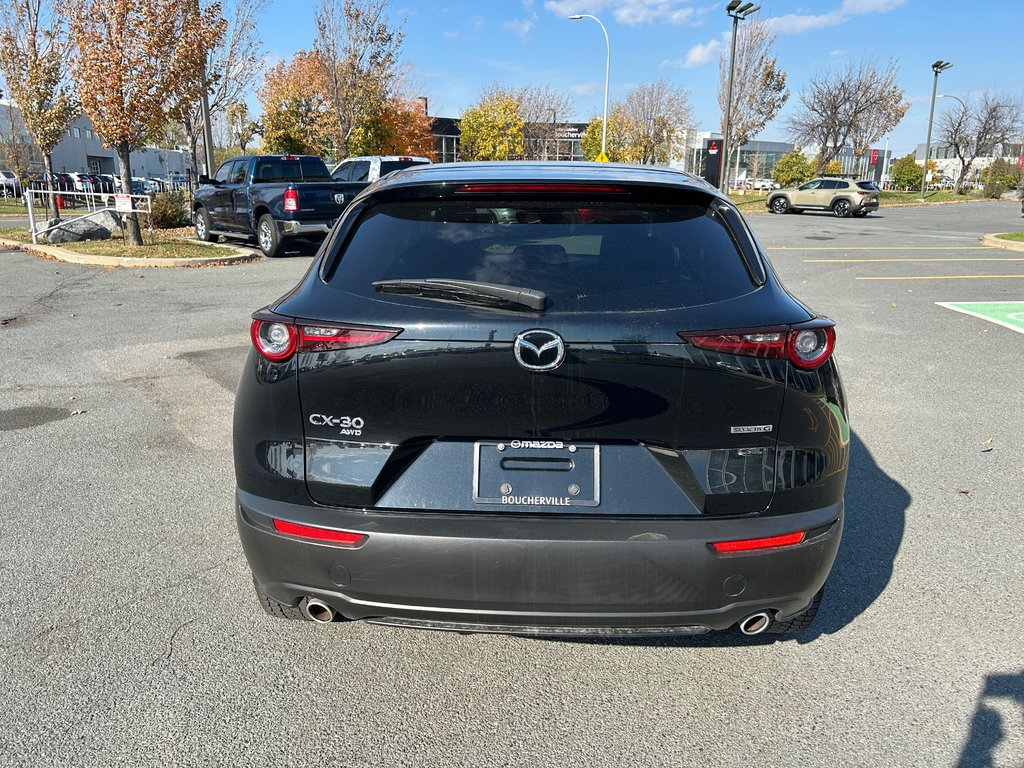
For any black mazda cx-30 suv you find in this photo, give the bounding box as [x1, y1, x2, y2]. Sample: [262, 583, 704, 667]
[234, 162, 848, 638]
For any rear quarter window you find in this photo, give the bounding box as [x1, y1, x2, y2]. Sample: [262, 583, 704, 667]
[380, 160, 430, 176]
[327, 198, 758, 312]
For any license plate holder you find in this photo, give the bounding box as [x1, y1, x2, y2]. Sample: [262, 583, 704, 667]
[473, 441, 600, 507]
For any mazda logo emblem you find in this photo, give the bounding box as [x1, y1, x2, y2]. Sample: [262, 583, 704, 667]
[513, 329, 565, 372]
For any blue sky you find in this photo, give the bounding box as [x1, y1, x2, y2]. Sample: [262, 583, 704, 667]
[259, 0, 1023, 157]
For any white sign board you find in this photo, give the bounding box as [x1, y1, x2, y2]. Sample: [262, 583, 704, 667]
[114, 194, 133, 213]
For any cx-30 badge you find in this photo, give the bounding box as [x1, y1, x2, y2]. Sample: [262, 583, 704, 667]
[513, 329, 565, 372]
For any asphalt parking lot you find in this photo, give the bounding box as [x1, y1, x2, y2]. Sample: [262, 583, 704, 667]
[1, 201, 1022, 767]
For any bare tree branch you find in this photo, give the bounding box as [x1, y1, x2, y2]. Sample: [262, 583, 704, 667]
[938, 94, 1022, 193]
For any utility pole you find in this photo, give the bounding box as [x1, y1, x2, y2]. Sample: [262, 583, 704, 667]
[720, 2, 760, 192]
[200, 57, 215, 178]
[920, 60, 952, 201]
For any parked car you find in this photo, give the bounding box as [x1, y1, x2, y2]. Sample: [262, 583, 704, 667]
[330, 155, 431, 183]
[193, 154, 361, 257]
[1, 169, 23, 198]
[235, 161, 848, 638]
[767, 177, 879, 217]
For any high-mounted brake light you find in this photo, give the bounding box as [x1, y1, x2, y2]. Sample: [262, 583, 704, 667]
[273, 519, 367, 547]
[710, 531, 806, 553]
[681, 325, 836, 370]
[455, 184, 628, 195]
[250, 317, 400, 362]
[284, 188, 299, 212]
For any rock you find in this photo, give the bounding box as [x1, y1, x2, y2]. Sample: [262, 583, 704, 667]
[45, 218, 112, 243]
[91, 209, 124, 232]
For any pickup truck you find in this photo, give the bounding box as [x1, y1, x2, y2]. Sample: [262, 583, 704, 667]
[193, 155, 361, 257]
[330, 155, 431, 183]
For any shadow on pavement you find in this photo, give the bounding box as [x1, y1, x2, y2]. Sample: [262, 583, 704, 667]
[551, 430, 909, 648]
[955, 669, 1024, 767]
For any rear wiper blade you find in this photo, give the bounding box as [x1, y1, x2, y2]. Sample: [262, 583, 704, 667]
[372, 278, 546, 312]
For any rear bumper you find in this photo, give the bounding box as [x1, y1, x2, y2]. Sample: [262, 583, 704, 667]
[236, 488, 843, 635]
[280, 219, 332, 237]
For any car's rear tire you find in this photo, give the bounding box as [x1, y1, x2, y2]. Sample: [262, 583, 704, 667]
[254, 580, 307, 620]
[257, 213, 282, 258]
[832, 199, 852, 218]
[765, 587, 824, 634]
[770, 196, 790, 214]
[194, 206, 215, 242]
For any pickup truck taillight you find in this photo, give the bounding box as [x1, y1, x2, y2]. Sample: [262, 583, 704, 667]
[284, 188, 298, 212]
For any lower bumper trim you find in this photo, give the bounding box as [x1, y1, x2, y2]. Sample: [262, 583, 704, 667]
[365, 616, 710, 638]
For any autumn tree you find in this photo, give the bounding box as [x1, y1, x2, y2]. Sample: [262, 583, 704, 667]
[787, 59, 908, 174]
[169, 0, 268, 175]
[0, 0, 80, 219]
[348, 98, 436, 159]
[771, 150, 814, 187]
[258, 50, 333, 155]
[226, 100, 259, 152]
[938, 94, 1022, 194]
[580, 108, 641, 163]
[889, 152, 922, 191]
[69, 0, 225, 245]
[459, 88, 525, 161]
[315, 0, 405, 157]
[518, 85, 574, 161]
[717, 19, 788, 189]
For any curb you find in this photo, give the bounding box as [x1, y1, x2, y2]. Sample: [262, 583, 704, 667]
[0, 237, 259, 268]
[982, 234, 1024, 253]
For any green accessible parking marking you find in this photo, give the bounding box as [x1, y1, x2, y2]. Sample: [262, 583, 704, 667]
[936, 301, 1024, 335]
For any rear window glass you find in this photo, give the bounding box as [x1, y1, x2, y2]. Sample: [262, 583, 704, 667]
[328, 199, 757, 312]
[253, 157, 330, 182]
[856, 181, 879, 191]
[380, 160, 429, 176]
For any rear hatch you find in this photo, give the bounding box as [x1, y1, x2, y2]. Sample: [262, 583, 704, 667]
[283, 186, 813, 516]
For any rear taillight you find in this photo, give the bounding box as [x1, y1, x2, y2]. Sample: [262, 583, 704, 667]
[250, 317, 400, 362]
[681, 324, 836, 370]
[283, 188, 298, 212]
[710, 531, 806, 553]
[250, 319, 297, 361]
[273, 519, 367, 547]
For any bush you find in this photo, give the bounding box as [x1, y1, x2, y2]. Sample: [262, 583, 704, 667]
[890, 153, 923, 191]
[148, 191, 190, 229]
[981, 158, 1021, 191]
[771, 150, 815, 187]
[982, 179, 1008, 199]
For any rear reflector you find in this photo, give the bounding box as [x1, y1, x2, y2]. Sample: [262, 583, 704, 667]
[455, 184, 628, 195]
[710, 531, 806, 553]
[273, 519, 367, 547]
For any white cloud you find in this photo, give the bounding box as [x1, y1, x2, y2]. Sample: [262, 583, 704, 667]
[504, 14, 538, 41]
[766, 0, 908, 36]
[543, 0, 706, 27]
[829, 49, 847, 58]
[443, 30, 458, 40]
[664, 38, 720, 69]
[570, 82, 600, 97]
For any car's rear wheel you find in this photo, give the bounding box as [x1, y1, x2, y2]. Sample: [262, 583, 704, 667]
[770, 196, 790, 214]
[254, 579, 306, 620]
[765, 587, 824, 634]
[194, 206, 215, 242]
[832, 199, 852, 218]
[257, 213, 282, 258]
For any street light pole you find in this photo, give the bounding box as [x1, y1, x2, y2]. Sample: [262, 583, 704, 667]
[569, 14, 610, 158]
[920, 60, 952, 201]
[720, 2, 760, 192]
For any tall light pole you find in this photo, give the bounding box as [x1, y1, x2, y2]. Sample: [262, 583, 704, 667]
[569, 14, 610, 158]
[920, 60, 952, 201]
[720, 1, 760, 192]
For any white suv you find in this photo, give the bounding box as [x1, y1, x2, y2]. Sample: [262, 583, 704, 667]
[330, 156, 431, 183]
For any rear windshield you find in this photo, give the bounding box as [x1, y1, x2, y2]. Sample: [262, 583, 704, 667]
[856, 181, 879, 191]
[252, 157, 331, 183]
[380, 160, 429, 176]
[328, 199, 757, 312]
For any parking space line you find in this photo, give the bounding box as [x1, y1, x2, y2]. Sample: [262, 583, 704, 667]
[937, 302, 1024, 335]
[804, 258, 1024, 263]
[855, 275, 1024, 280]
[767, 246, 992, 251]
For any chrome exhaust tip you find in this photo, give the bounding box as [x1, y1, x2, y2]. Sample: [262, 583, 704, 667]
[738, 611, 772, 636]
[303, 597, 336, 624]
